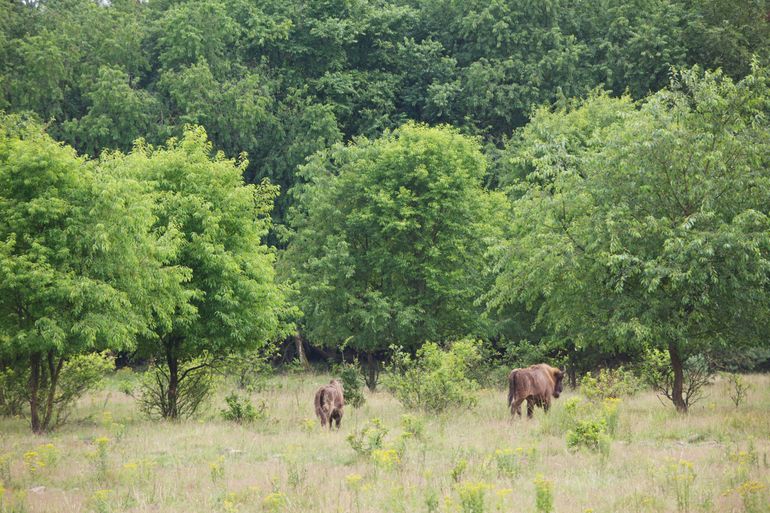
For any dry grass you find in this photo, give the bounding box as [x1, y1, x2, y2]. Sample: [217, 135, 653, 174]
[1, 372, 769, 513]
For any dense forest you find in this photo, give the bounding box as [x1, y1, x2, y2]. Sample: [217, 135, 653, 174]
[1, 0, 770, 431]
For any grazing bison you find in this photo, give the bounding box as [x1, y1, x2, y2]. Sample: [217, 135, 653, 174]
[314, 379, 345, 429]
[507, 364, 564, 419]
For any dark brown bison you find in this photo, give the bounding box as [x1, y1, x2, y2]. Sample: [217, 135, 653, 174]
[507, 364, 564, 418]
[314, 379, 345, 429]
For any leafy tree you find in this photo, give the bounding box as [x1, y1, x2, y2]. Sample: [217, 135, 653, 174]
[0, 115, 186, 432]
[492, 66, 770, 412]
[284, 123, 507, 388]
[61, 65, 162, 156]
[104, 126, 287, 418]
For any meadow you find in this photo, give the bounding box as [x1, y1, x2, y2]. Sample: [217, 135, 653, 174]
[0, 372, 768, 513]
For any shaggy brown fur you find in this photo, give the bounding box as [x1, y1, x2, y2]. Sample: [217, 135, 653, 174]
[507, 364, 564, 419]
[314, 379, 345, 429]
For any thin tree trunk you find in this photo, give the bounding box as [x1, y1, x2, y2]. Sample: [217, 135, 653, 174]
[668, 341, 687, 413]
[294, 332, 310, 370]
[165, 338, 179, 419]
[364, 352, 379, 391]
[29, 352, 42, 433]
[42, 351, 64, 429]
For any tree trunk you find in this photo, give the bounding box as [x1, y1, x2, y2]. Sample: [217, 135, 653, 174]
[363, 352, 379, 391]
[41, 351, 64, 429]
[668, 341, 688, 413]
[165, 338, 180, 419]
[294, 332, 310, 370]
[29, 352, 42, 433]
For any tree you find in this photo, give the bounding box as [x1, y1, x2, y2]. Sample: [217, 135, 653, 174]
[104, 126, 287, 418]
[492, 66, 770, 413]
[283, 122, 508, 388]
[0, 114, 186, 432]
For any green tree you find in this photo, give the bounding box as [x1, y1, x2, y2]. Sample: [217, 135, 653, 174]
[284, 122, 507, 388]
[104, 127, 287, 418]
[62, 65, 162, 156]
[0, 115, 187, 432]
[492, 66, 770, 412]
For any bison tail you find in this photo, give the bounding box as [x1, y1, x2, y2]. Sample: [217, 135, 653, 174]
[507, 370, 517, 407]
[314, 390, 326, 424]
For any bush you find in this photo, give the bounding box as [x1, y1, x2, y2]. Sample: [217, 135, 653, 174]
[641, 349, 715, 410]
[220, 393, 267, 423]
[335, 360, 366, 408]
[0, 352, 114, 426]
[347, 418, 388, 457]
[724, 373, 752, 408]
[0, 366, 27, 416]
[580, 367, 640, 401]
[566, 418, 610, 455]
[384, 340, 481, 413]
[138, 357, 215, 419]
[219, 348, 276, 392]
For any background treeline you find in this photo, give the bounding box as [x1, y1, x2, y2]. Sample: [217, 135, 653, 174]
[1, 0, 770, 431]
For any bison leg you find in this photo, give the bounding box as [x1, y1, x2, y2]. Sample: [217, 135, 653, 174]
[542, 398, 552, 413]
[333, 412, 342, 429]
[511, 397, 524, 418]
[526, 399, 535, 419]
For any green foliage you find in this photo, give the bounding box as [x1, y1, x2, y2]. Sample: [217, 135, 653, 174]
[138, 357, 215, 420]
[0, 366, 26, 416]
[106, 126, 287, 418]
[55, 352, 115, 427]
[455, 481, 490, 513]
[640, 349, 715, 410]
[284, 123, 507, 384]
[0, 115, 179, 431]
[724, 373, 752, 408]
[580, 367, 640, 402]
[533, 474, 554, 513]
[664, 459, 696, 513]
[399, 414, 426, 441]
[494, 447, 536, 479]
[346, 418, 387, 457]
[220, 393, 267, 423]
[566, 418, 610, 455]
[493, 66, 770, 413]
[335, 361, 366, 408]
[384, 340, 482, 413]
[219, 348, 276, 393]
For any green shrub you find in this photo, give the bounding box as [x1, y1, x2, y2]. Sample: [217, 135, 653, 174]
[399, 414, 426, 441]
[384, 340, 481, 413]
[347, 418, 387, 457]
[335, 361, 366, 408]
[641, 349, 714, 410]
[57, 352, 115, 425]
[138, 357, 215, 419]
[724, 373, 752, 408]
[566, 418, 610, 456]
[580, 367, 640, 401]
[456, 482, 491, 513]
[220, 393, 267, 423]
[219, 348, 276, 392]
[533, 474, 554, 513]
[1, 352, 114, 426]
[0, 366, 27, 417]
[494, 447, 536, 479]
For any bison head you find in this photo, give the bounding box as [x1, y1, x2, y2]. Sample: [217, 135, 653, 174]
[553, 370, 565, 398]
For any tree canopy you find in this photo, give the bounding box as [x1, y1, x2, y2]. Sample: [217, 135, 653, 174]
[284, 123, 507, 387]
[491, 67, 770, 411]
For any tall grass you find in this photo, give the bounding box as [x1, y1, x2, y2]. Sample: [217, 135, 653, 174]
[0, 373, 768, 512]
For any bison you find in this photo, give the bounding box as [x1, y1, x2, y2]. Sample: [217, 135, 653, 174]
[314, 379, 345, 429]
[507, 364, 564, 418]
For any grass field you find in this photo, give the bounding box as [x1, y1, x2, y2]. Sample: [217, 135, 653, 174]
[1, 372, 768, 513]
